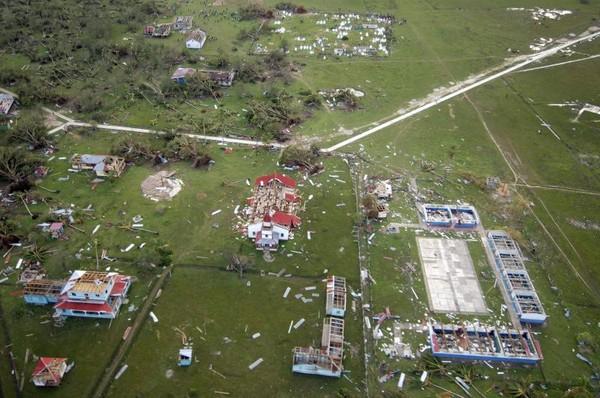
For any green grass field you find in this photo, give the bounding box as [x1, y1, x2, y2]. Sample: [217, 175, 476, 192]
[0, 0, 599, 396]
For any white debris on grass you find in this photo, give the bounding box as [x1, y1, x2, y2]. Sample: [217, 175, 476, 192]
[248, 358, 263, 370]
[283, 287, 291, 298]
[115, 364, 128, 380]
[92, 225, 101, 235]
[122, 244, 135, 252]
[211, 209, 222, 216]
[149, 312, 159, 323]
[141, 171, 183, 201]
[252, 333, 261, 339]
[507, 7, 572, 22]
[293, 318, 305, 329]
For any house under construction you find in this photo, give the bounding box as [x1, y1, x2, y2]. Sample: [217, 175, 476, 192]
[325, 276, 347, 317]
[429, 323, 543, 365]
[71, 154, 126, 178]
[487, 230, 547, 325]
[293, 317, 345, 378]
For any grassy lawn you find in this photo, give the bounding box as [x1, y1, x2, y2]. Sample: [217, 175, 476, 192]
[1, 0, 599, 397]
[107, 156, 365, 397]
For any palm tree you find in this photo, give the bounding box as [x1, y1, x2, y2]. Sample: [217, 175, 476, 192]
[25, 243, 52, 263]
[503, 375, 545, 398]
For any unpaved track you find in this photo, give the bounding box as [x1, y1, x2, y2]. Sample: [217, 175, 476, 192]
[90, 265, 173, 398]
[323, 29, 600, 152]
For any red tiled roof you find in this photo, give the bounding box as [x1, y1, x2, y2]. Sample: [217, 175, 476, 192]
[255, 173, 297, 188]
[263, 213, 272, 223]
[32, 357, 67, 384]
[55, 300, 114, 313]
[272, 212, 301, 228]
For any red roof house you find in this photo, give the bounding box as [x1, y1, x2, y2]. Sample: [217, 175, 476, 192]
[272, 212, 301, 228]
[32, 357, 68, 387]
[255, 173, 297, 188]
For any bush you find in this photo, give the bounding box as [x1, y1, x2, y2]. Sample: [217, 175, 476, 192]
[238, 5, 273, 20]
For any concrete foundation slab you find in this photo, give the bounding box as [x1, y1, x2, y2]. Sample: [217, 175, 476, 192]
[417, 237, 487, 314]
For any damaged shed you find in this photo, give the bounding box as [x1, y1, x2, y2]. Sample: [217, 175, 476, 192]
[71, 154, 126, 177]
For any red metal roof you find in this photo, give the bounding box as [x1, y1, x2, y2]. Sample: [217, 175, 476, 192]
[32, 357, 67, 385]
[284, 192, 299, 202]
[255, 173, 297, 188]
[55, 300, 114, 313]
[110, 276, 129, 297]
[272, 212, 301, 228]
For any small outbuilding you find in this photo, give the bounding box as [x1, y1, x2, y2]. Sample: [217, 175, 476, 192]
[178, 347, 193, 366]
[171, 67, 196, 85]
[31, 357, 68, 387]
[0, 93, 16, 115]
[49, 222, 65, 239]
[173, 16, 193, 31]
[71, 154, 126, 177]
[199, 69, 236, 87]
[186, 29, 207, 49]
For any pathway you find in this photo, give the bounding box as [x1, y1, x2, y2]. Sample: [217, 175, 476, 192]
[90, 265, 173, 398]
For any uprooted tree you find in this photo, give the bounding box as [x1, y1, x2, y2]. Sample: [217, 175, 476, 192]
[279, 144, 323, 174]
[111, 137, 155, 162]
[362, 194, 380, 220]
[245, 89, 302, 140]
[226, 254, 254, 278]
[167, 136, 213, 167]
[8, 110, 52, 150]
[0, 147, 39, 189]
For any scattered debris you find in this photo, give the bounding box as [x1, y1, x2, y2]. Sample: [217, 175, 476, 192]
[114, 364, 128, 380]
[141, 171, 183, 201]
[248, 358, 264, 370]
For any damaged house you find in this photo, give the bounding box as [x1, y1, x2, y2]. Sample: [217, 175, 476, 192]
[293, 276, 347, 378]
[199, 69, 236, 87]
[144, 23, 172, 37]
[54, 270, 132, 319]
[171, 67, 197, 85]
[71, 154, 126, 177]
[0, 93, 16, 115]
[371, 180, 392, 200]
[31, 357, 68, 387]
[173, 16, 193, 31]
[186, 29, 207, 49]
[170, 68, 235, 87]
[24, 271, 132, 320]
[244, 173, 302, 251]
